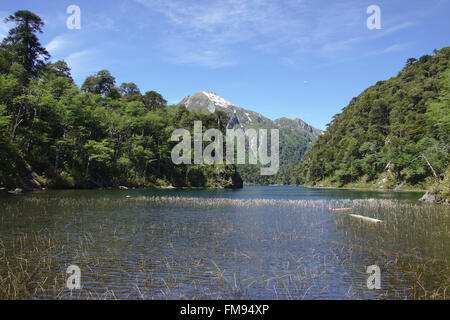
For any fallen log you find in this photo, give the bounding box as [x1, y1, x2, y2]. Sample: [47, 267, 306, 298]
[348, 214, 383, 223]
[329, 208, 352, 212]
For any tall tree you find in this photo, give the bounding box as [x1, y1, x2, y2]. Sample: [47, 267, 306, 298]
[45, 60, 73, 81]
[81, 69, 119, 98]
[119, 82, 141, 101]
[1, 10, 50, 78]
[143, 90, 167, 111]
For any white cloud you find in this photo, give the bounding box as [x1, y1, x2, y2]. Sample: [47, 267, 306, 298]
[137, 0, 282, 41]
[365, 43, 411, 56]
[45, 32, 89, 62]
[320, 37, 362, 55]
[135, 0, 312, 67]
[0, 25, 8, 40]
[279, 57, 295, 66]
[87, 13, 117, 31]
[46, 35, 73, 55]
[64, 49, 99, 79]
[378, 22, 415, 36]
[133, 0, 436, 67]
[159, 33, 238, 68]
[0, 12, 11, 40]
[318, 20, 415, 57]
[165, 47, 237, 68]
[65, 49, 96, 65]
[312, 2, 363, 42]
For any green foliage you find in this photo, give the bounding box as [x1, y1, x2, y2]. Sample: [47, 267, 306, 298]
[44, 60, 73, 82]
[81, 69, 120, 98]
[1, 10, 49, 78]
[236, 122, 315, 185]
[0, 11, 241, 190]
[119, 82, 141, 101]
[294, 47, 450, 197]
[143, 90, 167, 111]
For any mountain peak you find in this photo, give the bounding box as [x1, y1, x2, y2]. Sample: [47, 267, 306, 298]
[179, 91, 271, 127]
[199, 91, 235, 109]
[178, 91, 323, 138]
[178, 91, 324, 183]
[179, 91, 235, 114]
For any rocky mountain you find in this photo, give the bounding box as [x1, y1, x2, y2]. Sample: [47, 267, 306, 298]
[179, 91, 272, 128]
[273, 117, 323, 142]
[178, 91, 323, 184]
[180, 91, 321, 133]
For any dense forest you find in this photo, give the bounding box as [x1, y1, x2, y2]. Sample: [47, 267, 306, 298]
[291, 47, 449, 200]
[234, 123, 317, 186]
[177, 91, 323, 186]
[0, 10, 242, 190]
[1, 10, 448, 199]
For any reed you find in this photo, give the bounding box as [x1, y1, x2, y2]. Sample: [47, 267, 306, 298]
[0, 194, 448, 299]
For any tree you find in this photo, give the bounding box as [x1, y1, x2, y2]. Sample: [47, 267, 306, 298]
[0, 10, 244, 190]
[143, 90, 167, 111]
[119, 82, 141, 101]
[45, 60, 73, 81]
[292, 47, 450, 194]
[1, 10, 50, 78]
[0, 47, 14, 74]
[406, 58, 417, 67]
[81, 69, 119, 98]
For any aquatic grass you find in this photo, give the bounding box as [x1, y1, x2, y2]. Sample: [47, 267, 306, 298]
[0, 195, 448, 299]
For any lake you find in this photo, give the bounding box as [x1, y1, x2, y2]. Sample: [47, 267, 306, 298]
[0, 186, 448, 299]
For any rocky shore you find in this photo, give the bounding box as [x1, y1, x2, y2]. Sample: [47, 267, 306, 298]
[419, 192, 450, 205]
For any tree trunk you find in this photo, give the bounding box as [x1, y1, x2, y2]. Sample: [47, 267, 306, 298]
[157, 138, 161, 175]
[10, 117, 23, 143]
[421, 154, 439, 182]
[86, 158, 90, 178]
[55, 130, 66, 174]
[26, 107, 38, 154]
[10, 106, 25, 143]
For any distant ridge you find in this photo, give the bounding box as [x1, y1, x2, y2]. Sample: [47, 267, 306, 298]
[179, 91, 322, 136]
[178, 91, 323, 184]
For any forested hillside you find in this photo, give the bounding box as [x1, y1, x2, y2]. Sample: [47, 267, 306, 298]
[291, 47, 449, 199]
[179, 91, 322, 185]
[0, 10, 242, 191]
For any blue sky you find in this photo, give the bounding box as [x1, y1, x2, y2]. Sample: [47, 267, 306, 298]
[1, 0, 449, 129]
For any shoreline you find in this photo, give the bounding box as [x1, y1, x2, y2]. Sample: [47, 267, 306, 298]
[0, 184, 242, 195]
[1, 183, 428, 194]
[300, 185, 427, 193]
[3, 184, 448, 205]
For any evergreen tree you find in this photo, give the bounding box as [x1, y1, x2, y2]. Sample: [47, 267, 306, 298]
[1, 10, 49, 78]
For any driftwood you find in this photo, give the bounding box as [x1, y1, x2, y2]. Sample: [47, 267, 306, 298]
[330, 208, 383, 223]
[348, 214, 383, 223]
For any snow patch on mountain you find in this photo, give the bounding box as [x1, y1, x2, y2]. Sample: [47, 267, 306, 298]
[201, 91, 234, 108]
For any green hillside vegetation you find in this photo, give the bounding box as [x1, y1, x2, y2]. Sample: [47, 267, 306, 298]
[235, 121, 316, 185]
[291, 47, 449, 200]
[178, 92, 322, 185]
[0, 10, 242, 191]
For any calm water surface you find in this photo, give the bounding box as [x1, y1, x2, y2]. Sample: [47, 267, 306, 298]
[0, 186, 448, 299]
